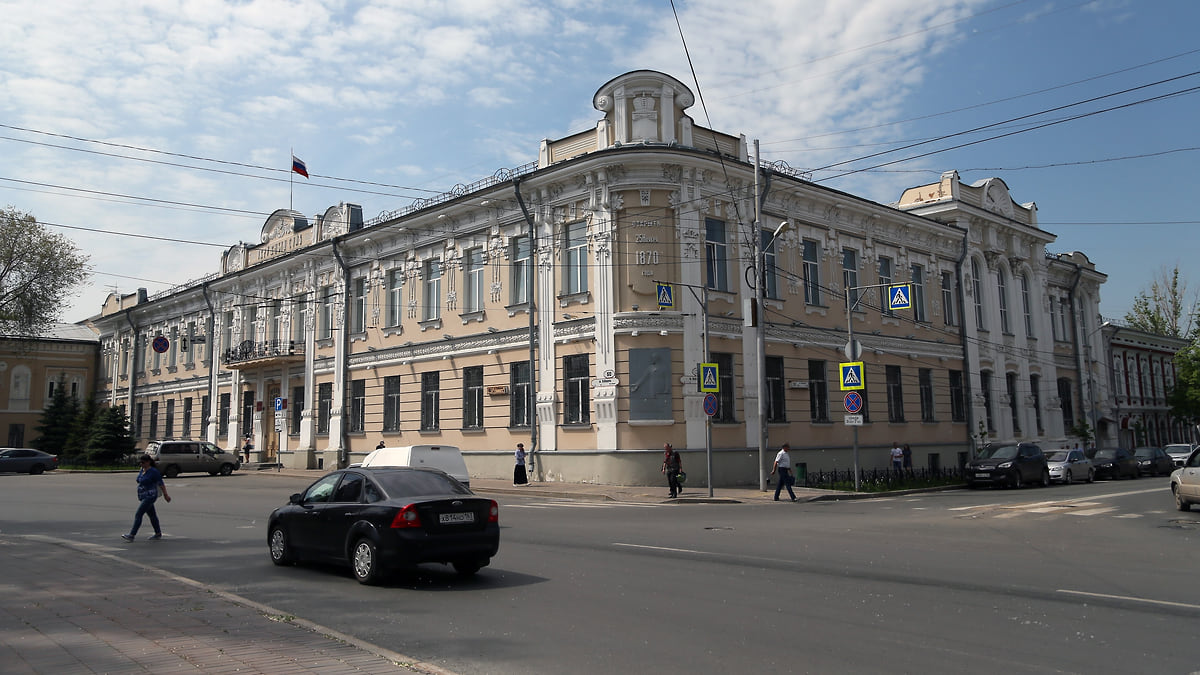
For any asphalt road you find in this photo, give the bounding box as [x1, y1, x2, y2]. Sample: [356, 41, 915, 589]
[3, 471, 1199, 674]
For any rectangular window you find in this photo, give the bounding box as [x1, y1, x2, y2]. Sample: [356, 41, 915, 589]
[202, 395, 211, 436]
[878, 257, 894, 317]
[317, 382, 332, 434]
[1030, 374, 1043, 434]
[463, 366, 484, 429]
[1058, 377, 1075, 430]
[351, 277, 367, 334]
[919, 368, 935, 422]
[185, 321, 196, 365]
[149, 401, 159, 438]
[997, 270, 1010, 334]
[293, 294, 307, 344]
[564, 354, 591, 425]
[244, 304, 258, 342]
[1006, 372, 1020, 433]
[981, 370, 995, 433]
[241, 391, 255, 439]
[424, 260, 442, 321]
[168, 326, 178, 368]
[165, 399, 175, 438]
[464, 248, 485, 313]
[765, 355, 786, 423]
[218, 393, 230, 437]
[802, 240, 821, 305]
[270, 298, 283, 342]
[972, 259, 985, 331]
[386, 269, 404, 327]
[910, 263, 927, 322]
[761, 227, 779, 299]
[383, 376, 401, 432]
[949, 370, 966, 423]
[714, 353, 735, 423]
[941, 271, 957, 326]
[135, 402, 144, 438]
[886, 365, 905, 423]
[809, 360, 829, 423]
[843, 248, 859, 309]
[421, 372, 440, 430]
[291, 386, 304, 435]
[511, 236, 531, 306]
[510, 361, 531, 427]
[705, 218, 729, 292]
[1021, 274, 1034, 337]
[349, 379, 365, 433]
[564, 221, 588, 295]
[222, 311, 234, 355]
[183, 397, 192, 436]
[320, 285, 334, 340]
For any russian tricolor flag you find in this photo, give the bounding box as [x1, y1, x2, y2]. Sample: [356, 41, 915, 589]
[291, 155, 309, 178]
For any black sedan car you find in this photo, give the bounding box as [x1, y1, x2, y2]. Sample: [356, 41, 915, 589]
[1091, 448, 1140, 480]
[1133, 446, 1174, 476]
[0, 448, 58, 474]
[267, 467, 499, 585]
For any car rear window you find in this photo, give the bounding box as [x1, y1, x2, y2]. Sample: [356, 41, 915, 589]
[373, 470, 472, 498]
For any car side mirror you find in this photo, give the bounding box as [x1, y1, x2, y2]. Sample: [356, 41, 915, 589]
[289, 493, 303, 505]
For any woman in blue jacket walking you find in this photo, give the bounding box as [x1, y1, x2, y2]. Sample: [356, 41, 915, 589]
[122, 454, 171, 541]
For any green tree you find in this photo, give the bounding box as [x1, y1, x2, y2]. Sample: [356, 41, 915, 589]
[1124, 265, 1197, 339]
[65, 396, 101, 461]
[31, 377, 79, 455]
[86, 405, 136, 465]
[1168, 344, 1200, 431]
[0, 206, 91, 337]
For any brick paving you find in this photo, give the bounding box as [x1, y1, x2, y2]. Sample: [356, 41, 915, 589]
[0, 535, 452, 674]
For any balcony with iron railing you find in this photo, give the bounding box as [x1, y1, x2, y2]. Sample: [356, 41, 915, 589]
[222, 339, 305, 368]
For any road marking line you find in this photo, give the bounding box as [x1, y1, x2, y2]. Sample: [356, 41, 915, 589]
[1067, 507, 1115, 516]
[1058, 589, 1200, 611]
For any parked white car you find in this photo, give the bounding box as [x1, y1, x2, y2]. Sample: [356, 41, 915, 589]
[1164, 443, 1196, 468]
[1170, 448, 1200, 511]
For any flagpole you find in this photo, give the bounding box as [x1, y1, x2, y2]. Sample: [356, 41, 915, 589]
[289, 147, 294, 213]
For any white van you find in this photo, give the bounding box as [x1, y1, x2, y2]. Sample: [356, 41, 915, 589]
[358, 445, 471, 488]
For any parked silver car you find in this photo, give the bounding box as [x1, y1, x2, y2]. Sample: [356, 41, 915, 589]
[1170, 448, 1200, 511]
[1044, 448, 1094, 484]
[145, 440, 241, 478]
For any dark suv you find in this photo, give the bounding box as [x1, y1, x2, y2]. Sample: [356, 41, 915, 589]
[965, 442, 1050, 489]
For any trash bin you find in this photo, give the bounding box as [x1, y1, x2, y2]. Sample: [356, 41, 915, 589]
[794, 462, 807, 485]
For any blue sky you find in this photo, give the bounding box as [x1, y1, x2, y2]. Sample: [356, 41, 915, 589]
[1, 0, 1196, 325]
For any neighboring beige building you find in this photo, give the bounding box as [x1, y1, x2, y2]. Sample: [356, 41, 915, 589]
[87, 70, 1111, 486]
[0, 323, 100, 447]
[1103, 323, 1191, 448]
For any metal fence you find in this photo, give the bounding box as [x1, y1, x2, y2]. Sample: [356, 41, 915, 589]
[802, 466, 966, 491]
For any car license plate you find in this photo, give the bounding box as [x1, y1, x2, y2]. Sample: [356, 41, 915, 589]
[975, 472, 990, 478]
[440, 512, 474, 524]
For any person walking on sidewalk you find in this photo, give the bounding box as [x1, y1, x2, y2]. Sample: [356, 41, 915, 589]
[513, 442, 530, 486]
[122, 454, 171, 541]
[771, 442, 797, 501]
[662, 443, 683, 498]
[890, 442, 904, 473]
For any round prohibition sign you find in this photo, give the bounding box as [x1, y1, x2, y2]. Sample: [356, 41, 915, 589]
[844, 391, 863, 413]
[702, 392, 719, 417]
[151, 335, 170, 354]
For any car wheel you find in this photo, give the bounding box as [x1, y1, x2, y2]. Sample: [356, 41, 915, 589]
[1040, 469, 1050, 487]
[1011, 473, 1023, 489]
[219, 463, 234, 476]
[268, 526, 294, 565]
[30, 464, 45, 475]
[1131, 468, 1140, 479]
[352, 538, 384, 585]
[452, 558, 486, 576]
[163, 464, 181, 479]
[1175, 487, 1191, 512]
[1064, 470, 1073, 485]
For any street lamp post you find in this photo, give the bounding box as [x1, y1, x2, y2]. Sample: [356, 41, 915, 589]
[1085, 320, 1112, 448]
[755, 216, 791, 492]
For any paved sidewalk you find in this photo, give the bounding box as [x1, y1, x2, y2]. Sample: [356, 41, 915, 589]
[0, 534, 453, 675]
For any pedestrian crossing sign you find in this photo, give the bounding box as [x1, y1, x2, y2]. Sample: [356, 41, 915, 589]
[888, 284, 912, 311]
[839, 362, 865, 391]
[657, 283, 674, 308]
[699, 363, 719, 393]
